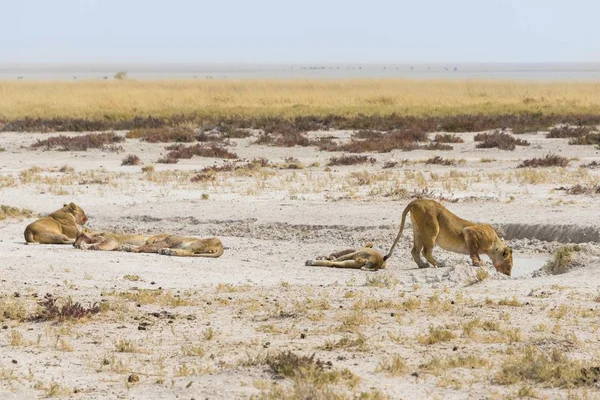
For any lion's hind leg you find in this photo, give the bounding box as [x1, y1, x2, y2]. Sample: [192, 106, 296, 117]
[410, 223, 430, 269]
[31, 232, 75, 245]
[305, 259, 365, 269]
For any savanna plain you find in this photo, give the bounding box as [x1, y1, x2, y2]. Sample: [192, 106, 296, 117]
[1, 79, 600, 399]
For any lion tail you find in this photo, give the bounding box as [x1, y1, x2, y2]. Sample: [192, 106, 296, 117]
[383, 201, 416, 261]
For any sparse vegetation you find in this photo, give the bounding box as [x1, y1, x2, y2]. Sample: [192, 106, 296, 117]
[418, 326, 456, 345]
[328, 155, 376, 166]
[126, 127, 197, 143]
[121, 154, 141, 166]
[495, 346, 599, 387]
[0, 205, 37, 221]
[158, 143, 238, 163]
[517, 153, 569, 168]
[29, 294, 100, 322]
[377, 355, 409, 376]
[547, 125, 592, 139]
[474, 131, 530, 150]
[542, 245, 582, 275]
[425, 156, 456, 166]
[30, 132, 125, 151]
[434, 133, 464, 143]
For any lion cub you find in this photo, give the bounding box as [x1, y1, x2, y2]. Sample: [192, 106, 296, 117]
[122, 235, 224, 258]
[305, 243, 385, 271]
[24, 202, 88, 244]
[384, 199, 513, 275]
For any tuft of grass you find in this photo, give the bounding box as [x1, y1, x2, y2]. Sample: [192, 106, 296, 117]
[328, 155, 376, 166]
[425, 156, 456, 166]
[377, 355, 409, 376]
[115, 339, 140, 353]
[121, 154, 141, 166]
[543, 245, 582, 275]
[517, 153, 569, 168]
[364, 273, 398, 288]
[474, 131, 530, 150]
[434, 133, 464, 143]
[31, 132, 124, 151]
[0, 205, 37, 221]
[321, 335, 368, 352]
[494, 346, 599, 387]
[418, 325, 456, 345]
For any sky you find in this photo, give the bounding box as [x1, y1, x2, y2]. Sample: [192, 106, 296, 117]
[1, 0, 599, 64]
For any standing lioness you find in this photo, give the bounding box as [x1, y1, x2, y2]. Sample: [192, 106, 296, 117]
[384, 199, 513, 275]
[24, 202, 88, 244]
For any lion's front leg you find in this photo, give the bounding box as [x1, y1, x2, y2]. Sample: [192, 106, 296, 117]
[463, 227, 484, 267]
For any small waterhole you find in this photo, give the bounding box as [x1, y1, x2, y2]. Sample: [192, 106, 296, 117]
[512, 255, 549, 278]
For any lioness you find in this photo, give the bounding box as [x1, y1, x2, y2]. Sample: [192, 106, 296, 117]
[24, 202, 88, 244]
[384, 199, 513, 275]
[73, 230, 169, 251]
[122, 235, 224, 258]
[305, 243, 385, 271]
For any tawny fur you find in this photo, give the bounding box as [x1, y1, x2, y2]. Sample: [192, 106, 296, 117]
[73, 230, 169, 251]
[122, 235, 224, 258]
[384, 199, 513, 276]
[305, 243, 385, 271]
[24, 202, 88, 244]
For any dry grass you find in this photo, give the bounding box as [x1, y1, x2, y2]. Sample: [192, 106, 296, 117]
[29, 294, 100, 322]
[158, 143, 238, 163]
[328, 155, 376, 166]
[0, 205, 37, 221]
[547, 125, 593, 139]
[542, 245, 582, 275]
[494, 346, 599, 387]
[517, 153, 570, 168]
[121, 154, 141, 166]
[2, 80, 600, 123]
[425, 156, 457, 166]
[474, 131, 530, 150]
[433, 133, 464, 143]
[30, 132, 124, 151]
[126, 127, 196, 143]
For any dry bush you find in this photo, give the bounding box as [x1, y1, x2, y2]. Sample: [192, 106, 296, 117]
[474, 131, 530, 150]
[494, 346, 599, 387]
[121, 154, 141, 166]
[569, 133, 600, 146]
[582, 161, 600, 169]
[328, 155, 376, 166]
[425, 156, 456, 166]
[560, 184, 600, 195]
[421, 142, 452, 151]
[225, 128, 252, 139]
[547, 126, 592, 138]
[336, 129, 428, 153]
[434, 133, 464, 143]
[190, 172, 216, 182]
[29, 294, 100, 322]
[382, 160, 399, 169]
[126, 127, 196, 143]
[31, 132, 124, 151]
[517, 153, 569, 168]
[158, 144, 237, 163]
[542, 245, 581, 275]
[0, 205, 37, 220]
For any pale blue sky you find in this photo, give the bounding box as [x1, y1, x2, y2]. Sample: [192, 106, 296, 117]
[1, 0, 598, 63]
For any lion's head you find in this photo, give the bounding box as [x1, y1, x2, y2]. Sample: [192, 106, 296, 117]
[61, 202, 88, 226]
[492, 246, 513, 276]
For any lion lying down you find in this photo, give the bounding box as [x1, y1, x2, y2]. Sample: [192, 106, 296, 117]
[305, 243, 385, 271]
[74, 231, 224, 258]
[25, 202, 88, 244]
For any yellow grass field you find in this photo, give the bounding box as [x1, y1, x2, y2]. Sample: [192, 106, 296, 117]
[1, 79, 600, 120]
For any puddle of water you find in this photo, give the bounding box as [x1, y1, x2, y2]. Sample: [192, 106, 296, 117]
[512, 256, 549, 278]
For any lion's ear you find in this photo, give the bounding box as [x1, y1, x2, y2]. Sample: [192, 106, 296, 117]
[502, 248, 512, 259]
[68, 202, 76, 210]
[63, 203, 68, 207]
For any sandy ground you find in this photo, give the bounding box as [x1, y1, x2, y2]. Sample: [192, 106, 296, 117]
[1, 128, 600, 399]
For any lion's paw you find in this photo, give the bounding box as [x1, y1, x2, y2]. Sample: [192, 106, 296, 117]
[121, 244, 135, 252]
[159, 248, 176, 256]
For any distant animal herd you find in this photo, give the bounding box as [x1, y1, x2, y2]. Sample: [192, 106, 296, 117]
[24, 200, 513, 275]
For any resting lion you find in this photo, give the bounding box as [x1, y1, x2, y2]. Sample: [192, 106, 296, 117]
[74, 230, 169, 251]
[122, 235, 224, 258]
[384, 199, 513, 275]
[305, 243, 385, 271]
[24, 202, 88, 244]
